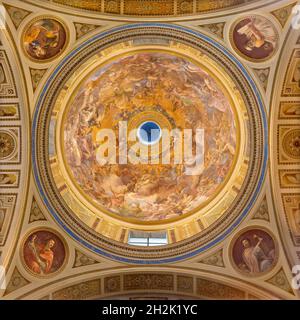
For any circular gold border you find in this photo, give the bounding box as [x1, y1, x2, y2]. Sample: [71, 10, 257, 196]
[20, 227, 69, 279]
[21, 16, 69, 63]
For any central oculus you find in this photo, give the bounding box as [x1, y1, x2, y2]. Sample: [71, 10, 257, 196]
[137, 121, 162, 145]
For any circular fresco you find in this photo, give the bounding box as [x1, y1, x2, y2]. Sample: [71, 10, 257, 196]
[63, 52, 237, 222]
[231, 228, 278, 276]
[32, 24, 267, 263]
[231, 15, 279, 61]
[22, 229, 67, 277]
[23, 18, 67, 61]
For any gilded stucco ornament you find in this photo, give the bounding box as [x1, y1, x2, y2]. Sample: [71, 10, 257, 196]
[0, 131, 16, 159]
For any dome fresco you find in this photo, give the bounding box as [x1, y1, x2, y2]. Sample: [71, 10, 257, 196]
[63, 52, 237, 221]
[2, 0, 298, 301]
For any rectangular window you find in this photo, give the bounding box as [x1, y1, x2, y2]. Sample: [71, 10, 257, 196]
[128, 231, 168, 247]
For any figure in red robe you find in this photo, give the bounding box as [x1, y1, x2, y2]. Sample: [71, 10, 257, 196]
[28, 235, 55, 275]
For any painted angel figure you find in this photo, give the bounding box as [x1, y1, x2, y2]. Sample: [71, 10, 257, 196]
[24, 20, 60, 58]
[237, 17, 277, 52]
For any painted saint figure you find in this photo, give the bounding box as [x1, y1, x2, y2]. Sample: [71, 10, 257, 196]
[28, 234, 55, 275]
[23, 230, 66, 276]
[241, 234, 275, 274]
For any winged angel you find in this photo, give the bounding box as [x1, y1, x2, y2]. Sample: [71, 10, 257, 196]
[237, 17, 277, 52]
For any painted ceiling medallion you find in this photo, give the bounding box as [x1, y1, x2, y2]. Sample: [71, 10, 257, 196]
[22, 17, 67, 61]
[231, 228, 278, 276]
[32, 25, 267, 263]
[230, 15, 279, 62]
[22, 229, 67, 277]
